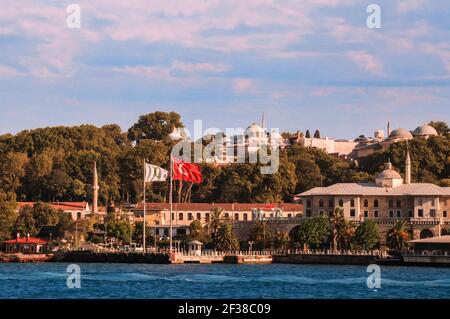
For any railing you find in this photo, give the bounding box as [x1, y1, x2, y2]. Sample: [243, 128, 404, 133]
[175, 249, 385, 257]
[402, 250, 450, 257]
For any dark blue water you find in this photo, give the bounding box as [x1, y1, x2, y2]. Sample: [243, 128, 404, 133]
[0, 263, 449, 299]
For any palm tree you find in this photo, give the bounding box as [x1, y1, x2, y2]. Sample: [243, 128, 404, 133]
[215, 223, 239, 252]
[207, 207, 224, 241]
[387, 219, 410, 251]
[329, 207, 346, 251]
[340, 220, 356, 250]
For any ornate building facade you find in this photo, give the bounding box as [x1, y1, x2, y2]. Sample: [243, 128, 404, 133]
[296, 150, 450, 244]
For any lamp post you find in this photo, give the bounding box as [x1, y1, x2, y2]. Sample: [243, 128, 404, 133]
[248, 241, 254, 255]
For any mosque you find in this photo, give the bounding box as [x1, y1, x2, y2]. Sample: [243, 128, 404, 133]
[295, 149, 450, 245]
[353, 123, 439, 158]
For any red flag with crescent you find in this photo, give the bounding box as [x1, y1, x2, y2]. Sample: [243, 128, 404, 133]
[172, 158, 203, 184]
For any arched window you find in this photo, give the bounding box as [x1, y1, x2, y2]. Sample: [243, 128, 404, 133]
[306, 200, 311, 208]
[374, 199, 379, 208]
[364, 200, 369, 208]
[389, 200, 394, 208]
[396, 200, 402, 208]
[328, 199, 334, 208]
[339, 199, 344, 207]
[350, 199, 355, 208]
[319, 199, 324, 208]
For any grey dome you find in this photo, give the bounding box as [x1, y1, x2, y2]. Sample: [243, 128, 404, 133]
[413, 124, 438, 137]
[376, 162, 402, 180]
[389, 128, 413, 140]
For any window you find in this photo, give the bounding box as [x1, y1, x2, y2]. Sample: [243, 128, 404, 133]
[389, 200, 394, 208]
[287, 213, 292, 218]
[396, 211, 401, 218]
[197, 213, 201, 220]
[224, 213, 229, 219]
[172, 213, 175, 220]
[339, 199, 344, 208]
[234, 213, 239, 221]
[408, 210, 413, 218]
[374, 200, 379, 208]
[374, 211, 379, 218]
[187, 213, 193, 221]
[350, 199, 355, 208]
[364, 211, 368, 218]
[329, 199, 334, 208]
[177, 228, 187, 235]
[431, 199, 435, 207]
[306, 210, 312, 217]
[205, 213, 210, 222]
[164, 228, 169, 236]
[350, 209, 355, 217]
[319, 211, 324, 216]
[364, 200, 368, 208]
[77, 212, 82, 220]
[179, 213, 183, 221]
[243, 213, 248, 221]
[396, 200, 402, 208]
[418, 209, 424, 217]
[430, 209, 436, 217]
[443, 211, 448, 218]
[307, 200, 312, 208]
[319, 199, 324, 208]
[389, 211, 394, 218]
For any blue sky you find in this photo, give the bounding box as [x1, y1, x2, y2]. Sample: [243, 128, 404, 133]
[0, 0, 449, 139]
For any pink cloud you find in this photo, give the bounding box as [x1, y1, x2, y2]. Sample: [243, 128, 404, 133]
[232, 78, 257, 94]
[347, 51, 383, 75]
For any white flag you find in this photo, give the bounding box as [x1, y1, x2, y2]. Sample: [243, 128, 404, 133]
[144, 163, 168, 182]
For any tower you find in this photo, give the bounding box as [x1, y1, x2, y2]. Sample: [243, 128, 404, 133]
[387, 121, 391, 137]
[405, 148, 411, 184]
[261, 112, 265, 130]
[93, 162, 99, 214]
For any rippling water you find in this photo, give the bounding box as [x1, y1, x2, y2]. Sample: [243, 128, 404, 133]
[0, 263, 449, 299]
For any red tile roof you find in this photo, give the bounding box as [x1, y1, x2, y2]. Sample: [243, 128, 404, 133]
[3, 237, 48, 244]
[17, 202, 106, 212]
[135, 202, 303, 212]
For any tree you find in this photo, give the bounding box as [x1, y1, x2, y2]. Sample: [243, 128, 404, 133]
[387, 219, 410, 251]
[31, 202, 59, 229]
[188, 220, 204, 242]
[354, 220, 380, 250]
[0, 192, 17, 240]
[215, 223, 239, 252]
[107, 220, 132, 244]
[14, 205, 37, 236]
[127, 111, 183, 143]
[314, 130, 321, 139]
[0, 152, 28, 193]
[429, 121, 449, 137]
[294, 216, 330, 250]
[207, 207, 225, 243]
[305, 130, 311, 138]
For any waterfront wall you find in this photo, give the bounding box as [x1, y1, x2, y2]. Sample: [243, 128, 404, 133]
[59, 251, 170, 264]
[273, 254, 379, 265]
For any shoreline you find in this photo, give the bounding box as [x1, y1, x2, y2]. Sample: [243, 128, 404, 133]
[3, 251, 450, 268]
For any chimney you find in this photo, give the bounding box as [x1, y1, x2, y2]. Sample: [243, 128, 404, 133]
[26, 233, 30, 242]
[16, 233, 20, 241]
[93, 162, 99, 214]
[405, 148, 411, 184]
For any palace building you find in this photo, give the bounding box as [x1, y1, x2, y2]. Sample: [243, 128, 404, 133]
[295, 150, 450, 244]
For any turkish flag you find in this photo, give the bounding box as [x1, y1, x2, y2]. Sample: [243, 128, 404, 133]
[172, 159, 203, 184]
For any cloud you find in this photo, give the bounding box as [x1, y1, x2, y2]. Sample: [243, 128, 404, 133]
[397, 0, 425, 14]
[347, 51, 383, 76]
[232, 78, 258, 94]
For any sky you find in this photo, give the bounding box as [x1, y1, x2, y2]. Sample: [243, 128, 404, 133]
[0, 0, 449, 139]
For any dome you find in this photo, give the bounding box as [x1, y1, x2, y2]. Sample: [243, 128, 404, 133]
[413, 124, 438, 137]
[376, 168, 402, 180]
[246, 123, 264, 134]
[375, 161, 403, 187]
[388, 128, 413, 140]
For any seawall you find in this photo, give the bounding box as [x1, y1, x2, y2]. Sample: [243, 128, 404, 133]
[58, 251, 171, 264]
[273, 254, 381, 265]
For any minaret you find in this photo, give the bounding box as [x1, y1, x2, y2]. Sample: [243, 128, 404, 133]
[387, 121, 391, 137]
[261, 112, 265, 130]
[405, 148, 411, 184]
[93, 162, 99, 214]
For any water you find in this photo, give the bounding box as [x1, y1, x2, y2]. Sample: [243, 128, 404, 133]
[0, 263, 449, 299]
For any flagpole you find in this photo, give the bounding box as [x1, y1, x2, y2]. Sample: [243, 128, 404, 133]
[169, 155, 173, 252]
[143, 160, 146, 253]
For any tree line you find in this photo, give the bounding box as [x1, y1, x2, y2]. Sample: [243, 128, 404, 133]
[0, 112, 448, 208]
